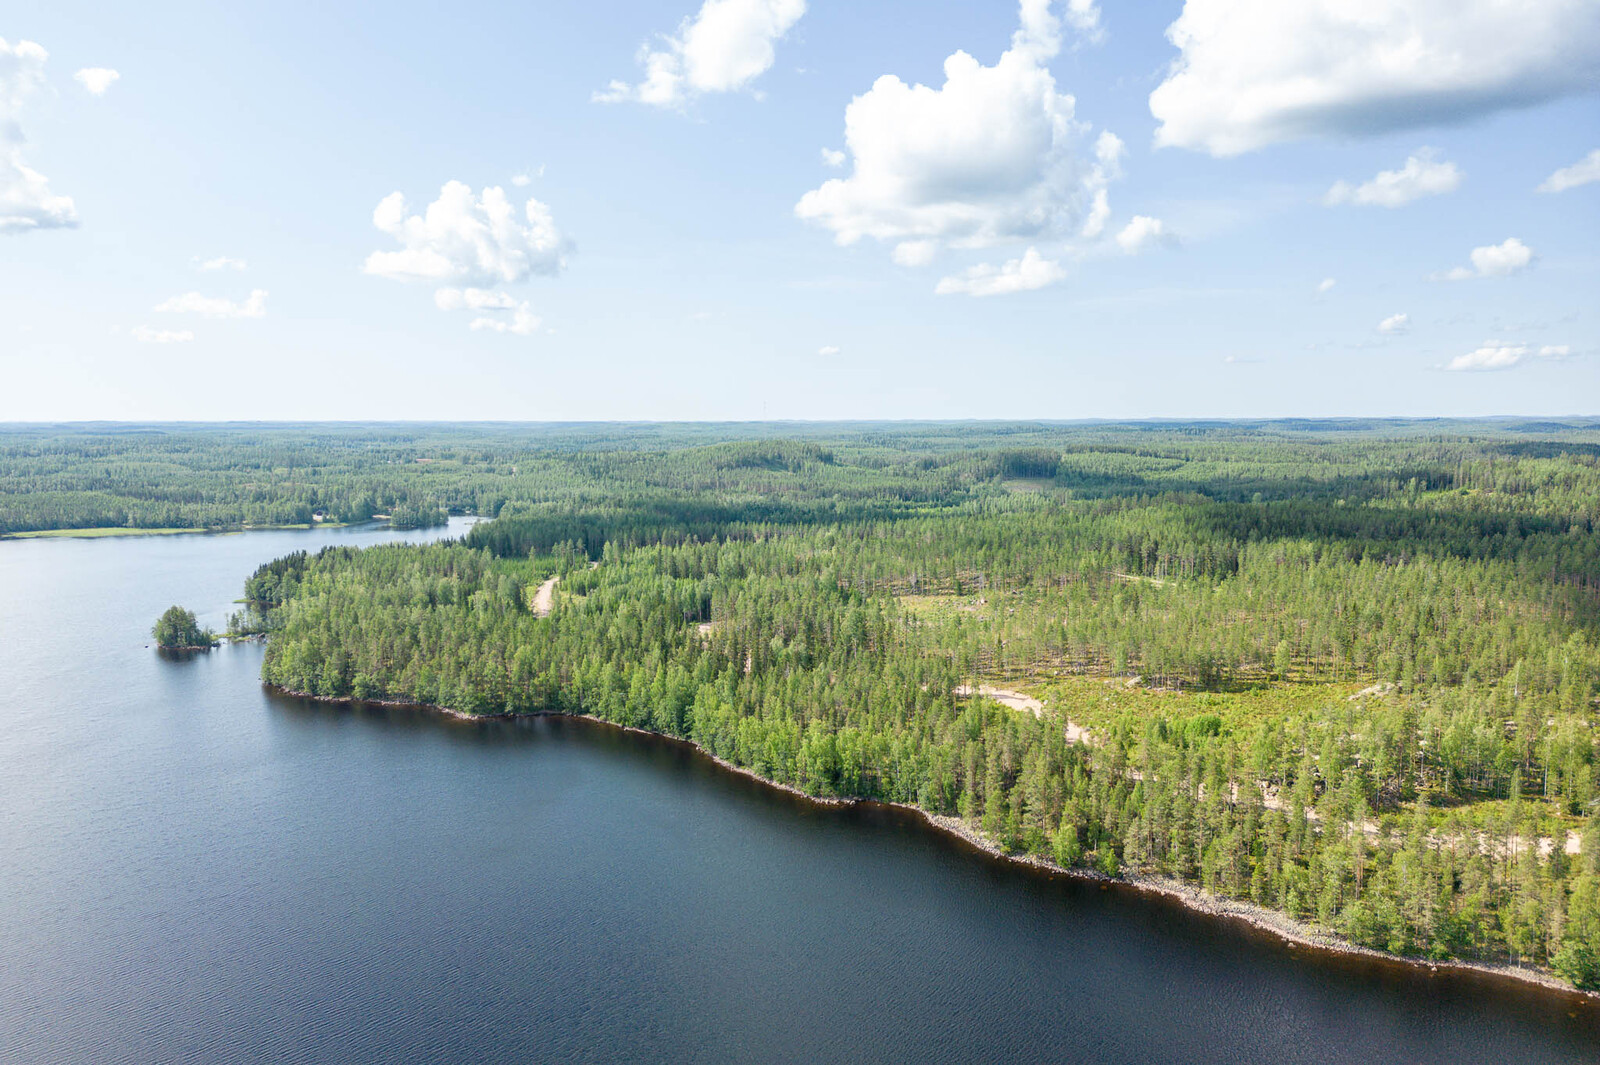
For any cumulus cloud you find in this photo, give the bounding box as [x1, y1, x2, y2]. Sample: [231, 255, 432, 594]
[154, 289, 268, 318]
[1378, 313, 1410, 334]
[1437, 237, 1534, 281]
[935, 247, 1065, 297]
[73, 67, 119, 95]
[0, 38, 78, 234]
[1446, 341, 1571, 371]
[1539, 149, 1600, 193]
[1325, 150, 1461, 207]
[820, 147, 845, 168]
[1317, 277, 1337, 294]
[195, 255, 246, 271]
[468, 304, 542, 336]
[596, 0, 805, 107]
[131, 326, 194, 344]
[796, 2, 1122, 268]
[818, 344, 840, 356]
[365, 182, 567, 336]
[364, 181, 566, 287]
[1115, 215, 1173, 254]
[1151, 1, 1600, 156]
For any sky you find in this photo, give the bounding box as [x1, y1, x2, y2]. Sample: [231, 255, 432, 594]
[1, 0, 1597, 421]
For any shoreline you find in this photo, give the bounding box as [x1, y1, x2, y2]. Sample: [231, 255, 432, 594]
[265, 684, 1597, 1005]
[0, 517, 465, 541]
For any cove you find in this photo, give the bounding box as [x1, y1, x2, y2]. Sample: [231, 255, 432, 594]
[1, 521, 1596, 1064]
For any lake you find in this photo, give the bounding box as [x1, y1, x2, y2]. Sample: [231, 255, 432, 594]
[1, 521, 1595, 1063]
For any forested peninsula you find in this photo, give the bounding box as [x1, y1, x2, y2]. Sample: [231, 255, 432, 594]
[203, 421, 1600, 993]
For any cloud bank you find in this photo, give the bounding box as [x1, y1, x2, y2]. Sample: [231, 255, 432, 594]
[1151, 0, 1600, 156]
[0, 38, 78, 233]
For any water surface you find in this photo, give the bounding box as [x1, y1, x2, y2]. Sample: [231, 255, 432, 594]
[1, 522, 1595, 1064]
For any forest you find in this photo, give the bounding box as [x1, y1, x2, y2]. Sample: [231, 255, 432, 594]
[182, 418, 1600, 990]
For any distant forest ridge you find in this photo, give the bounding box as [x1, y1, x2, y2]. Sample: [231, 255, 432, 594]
[2, 418, 1598, 535]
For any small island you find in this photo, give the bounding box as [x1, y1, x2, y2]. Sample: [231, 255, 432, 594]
[152, 605, 217, 650]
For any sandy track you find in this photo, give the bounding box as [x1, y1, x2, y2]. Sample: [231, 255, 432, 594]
[957, 684, 1094, 744]
[532, 575, 560, 617]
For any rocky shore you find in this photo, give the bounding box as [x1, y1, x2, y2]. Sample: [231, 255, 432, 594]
[266, 685, 1596, 1004]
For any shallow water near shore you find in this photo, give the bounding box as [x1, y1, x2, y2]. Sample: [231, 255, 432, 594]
[1, 521, 1596, 1064]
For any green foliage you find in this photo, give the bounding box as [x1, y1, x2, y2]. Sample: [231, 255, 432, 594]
[152, 605, 212, 649]
[203, 418, 1600, 984]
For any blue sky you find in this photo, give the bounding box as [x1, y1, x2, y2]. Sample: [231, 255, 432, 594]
[2, 0, 1597, 420]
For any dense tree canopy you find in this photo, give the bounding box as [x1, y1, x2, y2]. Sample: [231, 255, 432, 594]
[152, 606, 213, 650]
[219, 420, 1600, 988]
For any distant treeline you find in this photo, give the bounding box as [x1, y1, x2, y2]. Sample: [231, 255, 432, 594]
[4, 419, 1599, 534]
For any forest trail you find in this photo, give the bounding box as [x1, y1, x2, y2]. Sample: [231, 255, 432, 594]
[532, 575, 560, 617]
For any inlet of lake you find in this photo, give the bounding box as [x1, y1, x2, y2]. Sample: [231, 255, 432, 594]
[1, 519, 1595, 1064]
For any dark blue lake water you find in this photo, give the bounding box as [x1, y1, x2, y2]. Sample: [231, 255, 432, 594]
[1, 520, 1595, 1063]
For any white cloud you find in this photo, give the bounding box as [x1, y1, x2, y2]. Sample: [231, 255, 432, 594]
[820, 147, 845, 168]
[73, 67, 119, 95]
[469, 304, 542, 336]
[1325, 150, 1461, 208]
[131, 326, 194, 344]
[511, 174, 531, 187]
[195, 255, 247, 272]
[1317, 277, 1337, 294]
[596, 0, 806, 108]
[1063, 0, 1104, 43]
[1377, 312, 1410, 334]
[1539, 149, 1600, 193]
[1438, 237, 1534, 280]
[935, 247, 1065, 297]
[1445, 341, 1571, 371]
[154, 289, 268, 318]
[434, 287, 520, 311]
[1151, 1, 1600, 156]
[796, 3, 1121, 263]
[892, 239, 938, 267]
[1470, 238, 1534, 276]
[1115, 215, 1173, 254]
[0, 38, 78, 234]
[818, 344, 840, 356]
[364, 181, 566, 287]
[0, 37, 47, 112]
